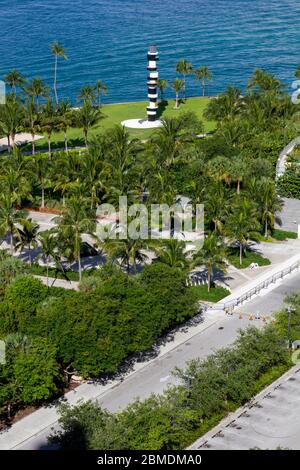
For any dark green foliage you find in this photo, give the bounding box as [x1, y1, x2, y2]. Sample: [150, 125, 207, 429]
[50, 325, 290, 450]
[277, 168, 300, 200]
[5, 265, 197, 378]
[0, 276, 47, 334]
[0, 335, 62, 415]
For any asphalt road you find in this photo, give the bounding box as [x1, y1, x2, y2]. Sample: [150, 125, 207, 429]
[11, 269, 300, 450]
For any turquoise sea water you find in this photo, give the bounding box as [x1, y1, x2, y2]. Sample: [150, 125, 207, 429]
[0, 0, 299, 104]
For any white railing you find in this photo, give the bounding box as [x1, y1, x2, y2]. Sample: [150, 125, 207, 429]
[204, 259, 300, 312]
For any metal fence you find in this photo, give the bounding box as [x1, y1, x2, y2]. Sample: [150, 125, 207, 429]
[205, 259, 300, 313]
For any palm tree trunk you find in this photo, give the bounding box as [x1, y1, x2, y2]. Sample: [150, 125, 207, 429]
[46, 258, 49, 287]
[64, 131, 68, 152]
[207, 270, 211, 292]
[10, 230, 14, 255]
[31, 133, 35, 155]
[54, 55, 58, 107]
[183, 74, 186, 99]
[202, 80, 205, 97]
[175, 93, 179, 109]
[48, 135, 51, 159]
[265, 218, 268, 239]
[28, 245, 32, 265]
[41, 185, 45, 209]
[78, 254, 82, 282]
[84, 129, 88, 147]
[239, 243, 243, 266]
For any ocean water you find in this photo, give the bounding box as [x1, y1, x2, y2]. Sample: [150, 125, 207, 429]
[0, 0, 299, 104]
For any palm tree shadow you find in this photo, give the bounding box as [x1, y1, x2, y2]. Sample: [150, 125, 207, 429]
[156, 101, 168, 119]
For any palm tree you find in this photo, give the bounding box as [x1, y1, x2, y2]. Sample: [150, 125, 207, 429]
[15, 218, 39, 265]
[22, 99, 41, 155]
[78, 85, 96, 105]
[56, 196, 95, 281]
[230, 154, 248, 194]
[24, 77, 50, 107]
[157, 79, 168, 102]
[226, 198, 261, 265]
[3, 69, 26, 96]
[205, 184, 231, 234]
[103, 238, 147, 274]
[172, 78, 184, 109]
[37, 230, 59, 286]
[30, 154, 50, 208]
[95, 80, 107, 108]
[40, 99, 59, 157]
[0, 97, 23, 149]
[50, 41, 68, 107]
[57, 100, 75, 152]
[256, 178, 283, 239]
[0, 165, 31, 206]
[75, 102, 102, 146]
[152, 238, 190, 269]
[192, 233, 226, 292]
[247, 69, 283, 94]
[176, 59, 193, 99]
[0, 193, 28, 254]
[194, 66, 213, 97]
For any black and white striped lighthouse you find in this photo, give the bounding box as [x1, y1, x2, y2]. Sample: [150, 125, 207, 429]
[147, 45, 159, 122]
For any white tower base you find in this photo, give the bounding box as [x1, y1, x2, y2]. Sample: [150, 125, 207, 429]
[121, 118, 163, 129]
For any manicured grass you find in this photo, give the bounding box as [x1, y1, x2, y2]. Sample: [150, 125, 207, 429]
[227, 249, 271, 269]
[271, 228, 298, 241]
[190, 284, 230, 303]
[27, 264, 97, 281]
[29, 97, 215, 150]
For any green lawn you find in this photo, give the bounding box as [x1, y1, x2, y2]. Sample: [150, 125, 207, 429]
[227, 249, 271, 269]
[271, 229, 298, 241]
[30, 97, 215, 151]
[190, 284, 230, 303]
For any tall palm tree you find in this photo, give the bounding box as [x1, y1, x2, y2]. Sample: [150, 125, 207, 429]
[176, 59, 193, 99]
[56, 196, 95, 281]
[194, 66, 213, 97]
[226, 198, 261, 265]
[157, 79, 168, 102]
[24, 77, 50, 107]
[0, 193, 28, 254]
[95, 80, 107, 108]
[192, 233, 226, 292]
[22, 99, 41, 155]
[37, 230, 59, 286]
[256, 178, 283, 239]
[230, 154, 248, 194]
[172, 78, 184, 109]
[78, 85, 96, 105]
[3, 69, 26, 96]
[75, 102, 102, 146]
[15, 218, 39, 265]
[50, 42, 68, 107]
[29, 154, 50, 208]
[57, 100, 75, 152]
[40, 99, 59, 157]
[205, 184, 231, 234]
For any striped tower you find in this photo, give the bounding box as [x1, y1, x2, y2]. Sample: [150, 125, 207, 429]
[147, 45, 159, 122]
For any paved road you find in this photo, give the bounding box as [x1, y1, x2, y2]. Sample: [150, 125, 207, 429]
[7, 269, 300, 450]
